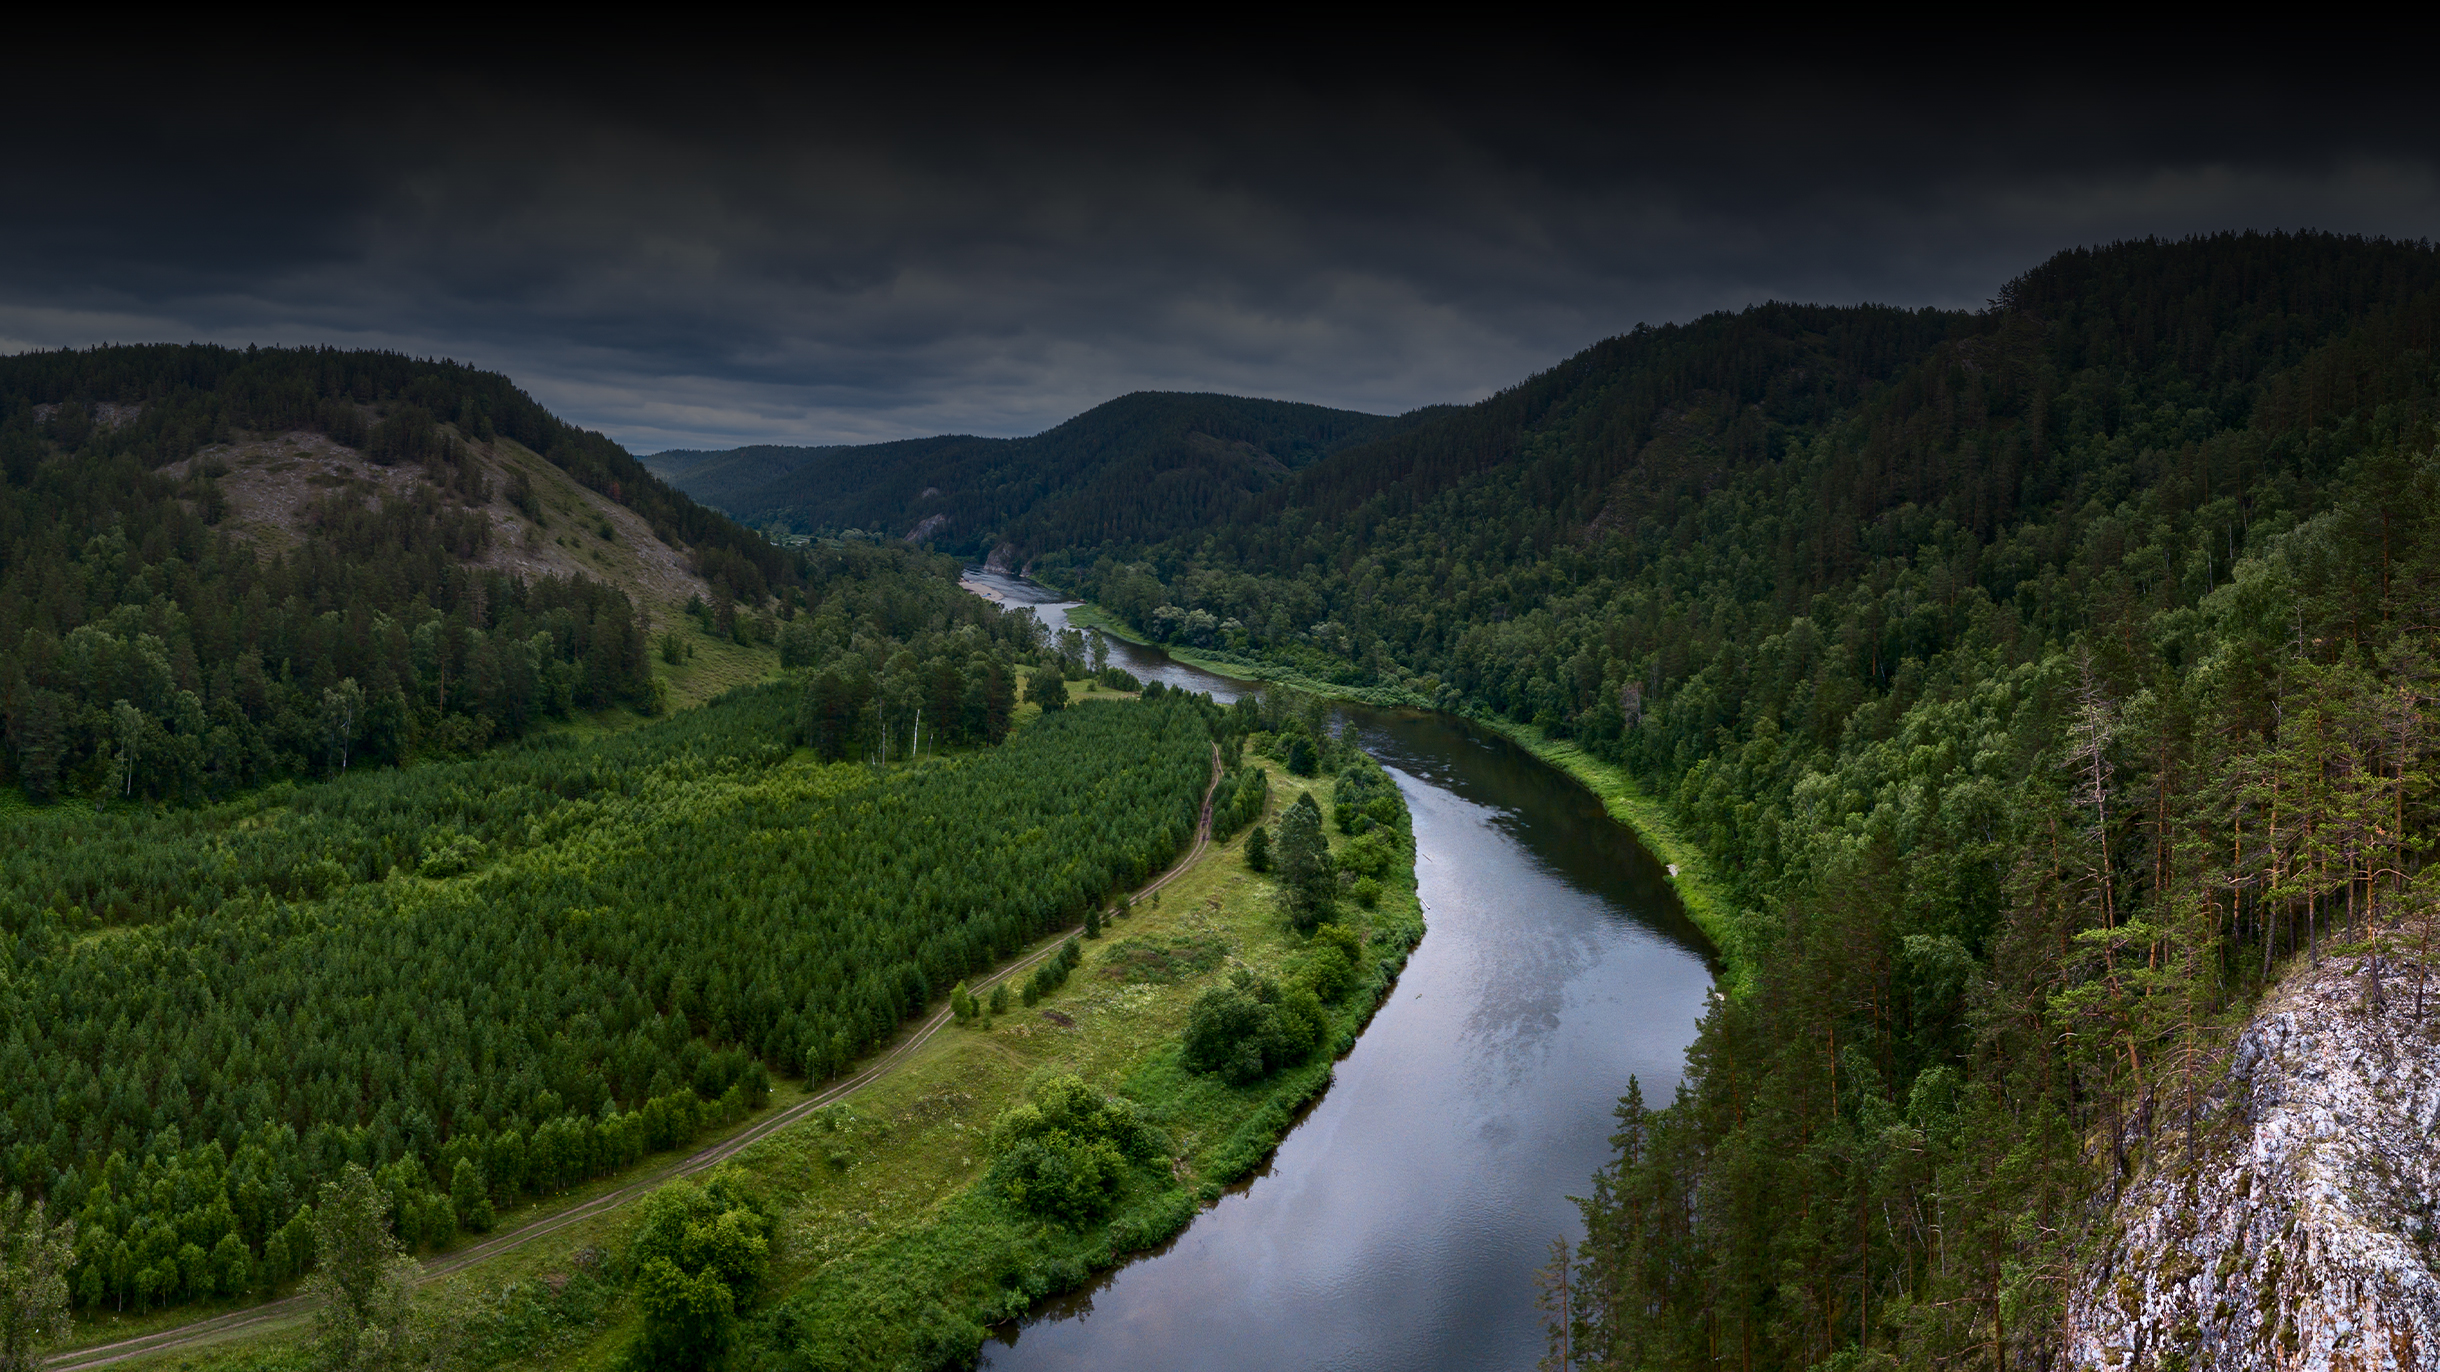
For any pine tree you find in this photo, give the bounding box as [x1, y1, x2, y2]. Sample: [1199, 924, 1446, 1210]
[1027, 668, 1069, 713]
[1274, 793, 1335, 932]
[449, 1160, 493, 1235]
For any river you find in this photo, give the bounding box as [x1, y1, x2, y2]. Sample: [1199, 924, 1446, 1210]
[963, 572, 1717, 1371]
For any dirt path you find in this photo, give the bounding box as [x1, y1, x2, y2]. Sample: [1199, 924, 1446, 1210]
[48, 743, 1226, 1371]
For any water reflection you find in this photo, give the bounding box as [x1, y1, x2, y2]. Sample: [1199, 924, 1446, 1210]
[963, 570, 1715, 1371]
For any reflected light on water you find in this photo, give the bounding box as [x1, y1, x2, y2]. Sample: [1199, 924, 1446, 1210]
[963, 571, 1715, 1371]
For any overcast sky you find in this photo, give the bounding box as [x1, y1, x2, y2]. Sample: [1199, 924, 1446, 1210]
[5, 54, 2434, 452]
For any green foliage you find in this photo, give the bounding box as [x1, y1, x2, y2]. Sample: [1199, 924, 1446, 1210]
[0, 685, 1215, 1318]
[1273, 792, 1336, 931]
[1330, 759, 1403, 836]
[1026, 667, 1069, 713]
[984, 1076, 1165, 1225]
[626, 1168, 771, 1370]
[1300, 929, 1360, 1002]
[0, 1193, 75, 1372]
[1181, 971, 1325, 1085]
[1243, 822, 1272, 872]
[1027, 936, 1087, 1003]
[449, 1159, 493, 1234]
[1336, 832, 1396, 880]
[1210, 762, 1269, 840]
[305, 1164, 423, 1372]
[1283, 733, 1318, 776]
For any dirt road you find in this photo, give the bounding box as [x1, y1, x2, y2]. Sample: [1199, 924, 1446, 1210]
[48, 743, 1225, 1370]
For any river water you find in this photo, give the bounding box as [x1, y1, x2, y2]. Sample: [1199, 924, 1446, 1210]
[963, 572, 1716, 1371]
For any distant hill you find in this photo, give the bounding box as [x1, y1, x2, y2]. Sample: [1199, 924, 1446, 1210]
[645, 391, 1446, 564]
[0, 344, 886, 803]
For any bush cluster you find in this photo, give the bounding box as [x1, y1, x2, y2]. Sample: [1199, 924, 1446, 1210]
[985, 1076, 1167, 1224]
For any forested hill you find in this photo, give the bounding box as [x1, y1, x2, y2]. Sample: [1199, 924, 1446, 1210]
[1042, 231, 2440, 1368]
[0, 344, 982, 805]
[646, 390, 1432, 562]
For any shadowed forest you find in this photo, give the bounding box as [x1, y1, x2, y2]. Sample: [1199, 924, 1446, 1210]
[1029, 233, 2440, 1369]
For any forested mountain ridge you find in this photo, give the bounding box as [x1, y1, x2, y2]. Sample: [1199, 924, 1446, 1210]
[648, 390, 1435, 562]
[0, 344, 985, 805]
[1030, 231, 2440, 1369]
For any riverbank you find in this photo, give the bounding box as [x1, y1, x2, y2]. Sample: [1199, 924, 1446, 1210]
[737, 751, 1424, 1368]
[1059, 599, 1746, 986]
[1464, 722, 1747, 988]
[104, 748, 1422, 1372]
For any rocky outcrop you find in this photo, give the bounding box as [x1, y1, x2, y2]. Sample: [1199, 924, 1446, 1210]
[2066, 956, 2440, 1371]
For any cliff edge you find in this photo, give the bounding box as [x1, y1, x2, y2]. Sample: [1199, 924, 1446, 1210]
[2067, 956, 2440, 1370]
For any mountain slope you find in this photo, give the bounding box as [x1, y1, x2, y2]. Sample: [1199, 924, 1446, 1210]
[1042, 231, 2440, 1370]
[0, 345, 940, 804]
[647, 390, 1433, 562]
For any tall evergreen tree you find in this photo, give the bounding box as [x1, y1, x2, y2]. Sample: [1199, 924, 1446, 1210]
[1274, 792, 1335, 931]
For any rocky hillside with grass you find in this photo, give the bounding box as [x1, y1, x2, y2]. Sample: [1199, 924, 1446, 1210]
[0, 345, 821, 803]
[2066, 953, 2440, 1370]
[165, 420, 718, 619]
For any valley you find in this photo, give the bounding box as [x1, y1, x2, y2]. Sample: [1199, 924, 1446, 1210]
[9, 231, 2440, 1372]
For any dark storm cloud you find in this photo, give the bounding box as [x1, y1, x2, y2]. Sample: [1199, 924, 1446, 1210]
[4, 56, 2435, 450]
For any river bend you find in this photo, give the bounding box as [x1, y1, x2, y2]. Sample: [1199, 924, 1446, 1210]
[964, 572, 1715, 1371]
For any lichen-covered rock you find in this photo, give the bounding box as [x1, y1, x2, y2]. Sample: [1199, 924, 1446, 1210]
[2066, 957, 2440, 1370]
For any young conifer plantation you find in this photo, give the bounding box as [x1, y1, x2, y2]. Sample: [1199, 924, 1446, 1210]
[2, 683, 1214, 1317]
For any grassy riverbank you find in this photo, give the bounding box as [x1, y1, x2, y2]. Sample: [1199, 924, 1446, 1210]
[127, 751, 1422, 1372]
[1064, 601, 1746, 987]
[731, 754, 1423, 1368]
[1462, 721, 1747, 989]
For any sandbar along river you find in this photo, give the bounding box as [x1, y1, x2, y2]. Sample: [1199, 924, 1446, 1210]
[962, 571, 1716, 1372]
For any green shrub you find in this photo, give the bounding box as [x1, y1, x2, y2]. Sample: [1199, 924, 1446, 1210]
[985, 1075, 1166, 1223]
[1337, 831, 1394, 879]
[990, 1133, 1126, 1224]
[1331, 758, 1405, 835]
[1301, 942, 1358, 1001]
[627, 1168, 770, 1369]
[1182, 971, 1324, 1084]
